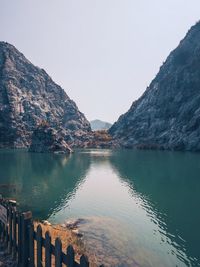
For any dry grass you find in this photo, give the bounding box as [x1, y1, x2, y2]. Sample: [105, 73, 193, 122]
[93, 130, 112, 142]
[33, 221, 86, 266]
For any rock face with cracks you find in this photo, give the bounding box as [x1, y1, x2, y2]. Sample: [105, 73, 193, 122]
[110, 21, 200, 151]
[29, 122, 73, 154]
[0, 41, 91, 149]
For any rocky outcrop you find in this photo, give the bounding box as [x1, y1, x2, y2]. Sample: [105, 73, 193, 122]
[110, 21, 200, 151]
[0, 42, 91, 149]
[29, 122, 73, 154]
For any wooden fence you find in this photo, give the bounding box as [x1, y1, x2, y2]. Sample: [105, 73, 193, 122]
[0, 197, 104, 267]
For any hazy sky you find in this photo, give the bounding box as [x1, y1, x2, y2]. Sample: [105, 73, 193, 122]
[0, 1, 200, 123]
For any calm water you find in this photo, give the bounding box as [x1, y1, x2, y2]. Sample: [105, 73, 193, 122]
[0, 149, 200, 266]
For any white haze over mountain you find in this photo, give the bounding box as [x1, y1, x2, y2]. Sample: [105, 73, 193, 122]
[1, 0, 200, 122]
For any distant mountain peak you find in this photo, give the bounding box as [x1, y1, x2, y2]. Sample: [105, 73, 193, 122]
[90, 119, 112, 131]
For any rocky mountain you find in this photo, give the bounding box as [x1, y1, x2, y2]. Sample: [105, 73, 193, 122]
[29, 122, 73, 154]
[90, 119, 112, 131]
[0, 42, 91, 149]
[110, 21, 200, 151]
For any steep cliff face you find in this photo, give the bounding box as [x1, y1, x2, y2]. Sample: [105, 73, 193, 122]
[0, 42, 91, 148]
[110, 22, 200, 151]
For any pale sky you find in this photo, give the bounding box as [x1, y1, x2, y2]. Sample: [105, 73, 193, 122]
[0, 1, 200, 123]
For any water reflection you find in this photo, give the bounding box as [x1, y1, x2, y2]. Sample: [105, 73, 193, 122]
[0, 149, 200, 266]
[49, 149, 199, 266]
[0, 150, 91, 218]
[110, 150, 200, 266]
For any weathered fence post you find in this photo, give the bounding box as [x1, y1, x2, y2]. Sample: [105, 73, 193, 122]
[55, 238, 62, 267]
[0, 197, 105, 267]
[0, 196, 3, 242]
[36, 224, 43, 267]
[0, 221, 2, 241]
[8, 205, 13, 254]
[45, 231, 51, 267]
[12, 209, 17, 259]
[66, 245, 75, 267]
[29, 222, 35, 267]
[21, 211, 32, 267]
[0, 222, 3, 241]
[17, 213, 22, 266]
[80, 255, 89, 267]
[4, 201, 9, 250]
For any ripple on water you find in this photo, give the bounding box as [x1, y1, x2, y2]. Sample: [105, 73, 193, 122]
[65, 216, 174, 267]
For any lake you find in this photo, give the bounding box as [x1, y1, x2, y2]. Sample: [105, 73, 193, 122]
[0, 149, 199, 266]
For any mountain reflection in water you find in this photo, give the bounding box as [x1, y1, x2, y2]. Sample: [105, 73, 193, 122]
[0, 150, 91, 218]
[0, 149, 199, 266]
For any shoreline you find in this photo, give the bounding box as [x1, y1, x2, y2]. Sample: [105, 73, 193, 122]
[33, 221, 86, 265]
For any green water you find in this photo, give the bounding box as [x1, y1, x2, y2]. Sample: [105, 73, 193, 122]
[0, 149, 199, 266]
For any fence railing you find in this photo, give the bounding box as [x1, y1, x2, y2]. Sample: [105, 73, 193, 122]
[0, 197, 104, 267]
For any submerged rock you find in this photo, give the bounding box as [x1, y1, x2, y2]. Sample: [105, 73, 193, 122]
[71, 229, 84, 238]
[64, 218, 87, 229]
